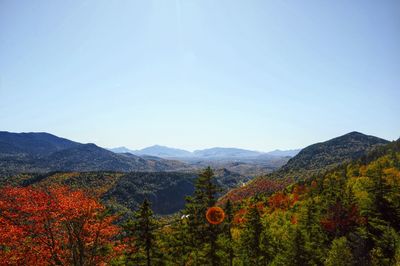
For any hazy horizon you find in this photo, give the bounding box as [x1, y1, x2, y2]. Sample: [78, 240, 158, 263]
[0, 129, 396, 154]
[1, 0, 399, 151]
[108, 143, 303, 153]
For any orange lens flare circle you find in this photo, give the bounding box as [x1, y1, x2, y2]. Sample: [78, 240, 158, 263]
[206, 206, 225, 225]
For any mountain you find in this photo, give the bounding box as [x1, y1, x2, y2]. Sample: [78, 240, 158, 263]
[110, 145, 300, 162]
[109, 145, 296, 177]
[221, 131, 389, 202]
[265, 149, 301, 157]
[135, 145, 193, 157]
[193, 147, 262, 158]
[0, 132, 188, 174]
[219, 139, 400, 265]
[109, 145, 192, 158]
[0, 131, 79, 157]
[109, 146, 136, 154]
[279, 131, 389, 176]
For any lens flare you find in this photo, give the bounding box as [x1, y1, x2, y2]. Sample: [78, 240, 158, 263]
[206, 206, 225, 225]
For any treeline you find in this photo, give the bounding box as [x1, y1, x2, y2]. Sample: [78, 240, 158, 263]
[1, 140, 399, 265]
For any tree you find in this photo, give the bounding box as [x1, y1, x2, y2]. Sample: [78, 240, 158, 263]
[324, 237, 354, 266]
[218, 199, 235, 266]
[183, 167, 222, 266]
[125, 199, 158, 266]
[299, 197, 327, 265]
[369, 226, 399, 266]
[279, 227, 309, 266]
[239, 203, 267, 265]
[0, 186, 120, 265]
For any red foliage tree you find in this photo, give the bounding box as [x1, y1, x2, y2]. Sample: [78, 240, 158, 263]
[320, 202, 364, 236]
[0, 186, 120, 265]
[220, 178, 292, 204]
[268, 192, 292, 211]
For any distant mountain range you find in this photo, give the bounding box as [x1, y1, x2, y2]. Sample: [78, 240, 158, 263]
[0, 131, 188, 175]
[0, 131, 296, 179]
[109, 145, 301, 159]
[1, 130, 393, 214]
[110, 145, 193, 158]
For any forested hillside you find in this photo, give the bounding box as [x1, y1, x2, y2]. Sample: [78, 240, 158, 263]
[1, 139, 399, 265]
[0, 170, 248, 215]
[222, 132, 388, 203]
[132, 139, 400, 265]
[0, 132, 189, 175]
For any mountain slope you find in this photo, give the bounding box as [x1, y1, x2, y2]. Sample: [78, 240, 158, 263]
[1, 169, 250, 215]
[103, 172, 197, 214]
[0, 132, 189, 174]
[220, 139, 400, 265]
[265, 149, 301, 157]
[42, 144, 188, 172]
[135, 145, 193, 157]
[0, 131, 79, 157]
[279, 131, 389, 177]
[109, 146, 136, 154]
[221, 132, 389, 202]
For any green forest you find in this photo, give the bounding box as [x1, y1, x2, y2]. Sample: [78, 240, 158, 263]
[1, 139, 399, 265]
[115, 140, 400, 266]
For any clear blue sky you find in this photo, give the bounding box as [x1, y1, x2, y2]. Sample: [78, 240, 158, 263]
[1, 0, 399, 151]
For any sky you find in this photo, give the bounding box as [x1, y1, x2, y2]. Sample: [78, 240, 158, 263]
[0, 0, 399, 152]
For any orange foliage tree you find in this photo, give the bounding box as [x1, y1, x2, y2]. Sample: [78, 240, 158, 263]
[0, 186, 120, 265]
[268, 192, 292, 211]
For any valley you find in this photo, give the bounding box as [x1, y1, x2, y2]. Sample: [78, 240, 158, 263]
[0, 132, 400, 265]
[1, 130, 399, 265]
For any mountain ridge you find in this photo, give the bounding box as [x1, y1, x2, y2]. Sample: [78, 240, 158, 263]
[221, 131, 389, 202]
[109, 145, 300, 159]
[0, 132, 189, 174]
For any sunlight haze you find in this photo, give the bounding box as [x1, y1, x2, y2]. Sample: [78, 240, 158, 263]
[1, 0, 399, 151]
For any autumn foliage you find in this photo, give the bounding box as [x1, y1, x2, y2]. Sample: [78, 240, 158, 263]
[220, 178, 292, 203]
[0, 186, 120, 266]
[320, 202, 365, 236]
[268, 192, 292, 211]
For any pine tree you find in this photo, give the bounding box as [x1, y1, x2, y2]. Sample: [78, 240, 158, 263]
[126, 199, 158, 266]
[279, 227, 309, 266]
[183, 167, 222, 266]
[298, 197, 327, 265]
[240, 204, 266, 265]
[218, 199, 235, 266]
[161, 217, 191, 266]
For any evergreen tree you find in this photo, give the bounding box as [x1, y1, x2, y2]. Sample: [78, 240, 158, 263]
[218, 199, 235, 266]
[239, 204, 267, 265]
[125, 199, 158, 266]
[161, 217, 191, 266]
[369, 226, 399, 266]
[324, 237, 354, 266]
[299, 197, 327, 265]
[183, 167, 222, 266]
[279, 227, 309, 266]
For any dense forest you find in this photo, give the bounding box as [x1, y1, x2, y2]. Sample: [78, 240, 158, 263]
[1, 139, 399, 265]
